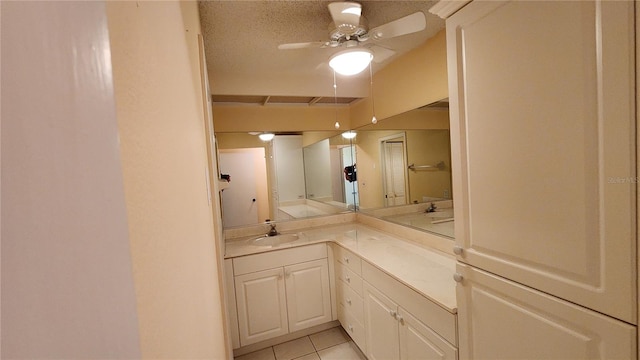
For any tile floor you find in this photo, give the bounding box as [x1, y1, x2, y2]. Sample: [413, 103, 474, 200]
[234, 326, 367, 360]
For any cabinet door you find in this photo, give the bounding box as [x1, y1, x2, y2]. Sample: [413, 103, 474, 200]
[456, 263, 636, 359]
[285, 259, 332, 332]
[447, 0, 636, 323]
[363, 282, 400, 360]
[399, 309, 457, 360]
[235, 268, 288, 346]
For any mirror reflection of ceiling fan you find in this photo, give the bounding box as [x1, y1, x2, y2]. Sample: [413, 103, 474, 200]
[278, 1, 427, 76]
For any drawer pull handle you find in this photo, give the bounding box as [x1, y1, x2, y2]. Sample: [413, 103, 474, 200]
[344, 257, 350, 263]
[346, 298, 352, 305]
[453, 273, 463, 282]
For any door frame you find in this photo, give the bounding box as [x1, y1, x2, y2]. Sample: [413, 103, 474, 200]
[379, 132, 409, 207]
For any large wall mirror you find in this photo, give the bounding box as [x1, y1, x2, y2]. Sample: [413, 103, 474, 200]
[216, 132, 356, 229]
[354, 99, 455, 239]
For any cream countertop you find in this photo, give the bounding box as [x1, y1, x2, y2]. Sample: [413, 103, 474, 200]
[225, 223, 457, 313]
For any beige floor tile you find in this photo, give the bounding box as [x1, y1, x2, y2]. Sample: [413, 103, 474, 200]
[317, 341, 366, 360]
[292, 353, 321, 360]
[235, 347, 276, 360]
[309, 326, 351, 351]
[273, 337, 316, 360]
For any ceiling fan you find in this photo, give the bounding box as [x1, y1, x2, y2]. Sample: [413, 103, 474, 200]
[277, 2, 427, 75]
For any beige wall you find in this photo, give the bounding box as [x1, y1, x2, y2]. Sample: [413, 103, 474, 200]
[212, 30, 447, 135]
[107, 1, 227, 358]
[2, 2, 140, 357]
[213, 105, 351, 132]
[406, 130, 452, 203]
[351, 30, 448, 129]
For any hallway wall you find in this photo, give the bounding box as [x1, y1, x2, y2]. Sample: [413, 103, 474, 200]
[1, 2, 141, 357]
[106, 1, 227, 358]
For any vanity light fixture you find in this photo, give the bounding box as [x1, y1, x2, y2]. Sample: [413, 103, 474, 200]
[258, 133, 275, 141]
[342, 131, 357, 139]
[329, 48, 373, 76]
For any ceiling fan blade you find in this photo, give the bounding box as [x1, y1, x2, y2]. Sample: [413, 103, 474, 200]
[369, 12, 426, 40]
[370, 45, 396, 63]
[328, 2, 362, 30]
[278, 42, 326, 50]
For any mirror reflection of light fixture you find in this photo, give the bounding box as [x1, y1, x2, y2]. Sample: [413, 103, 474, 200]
[329, 48, 373, 76]
[258, 133, 275, 141]
[369, 61, 377, 124]
[342, 131, 357, 139]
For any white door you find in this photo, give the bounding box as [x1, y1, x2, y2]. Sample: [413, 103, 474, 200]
[447, 0, 636, 323]
[235, 268, 288, 346]
[382, 140, 407, 206]
[363, 282, 399, 360]
[219, 150, 259, 227]
[272, 135, 306, 204]
[285, 259, 332, 332]
[456, 263, 636, 359]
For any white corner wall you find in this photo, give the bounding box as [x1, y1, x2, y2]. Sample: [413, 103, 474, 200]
[1, 2, 141, 358]
[106, 1, 227, 358]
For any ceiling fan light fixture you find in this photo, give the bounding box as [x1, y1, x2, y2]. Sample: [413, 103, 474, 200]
[329, 48, 373, 76]
[258, 133, 275, 141]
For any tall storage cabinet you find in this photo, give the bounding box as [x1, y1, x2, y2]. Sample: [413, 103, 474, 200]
[432, 0, 638, 358]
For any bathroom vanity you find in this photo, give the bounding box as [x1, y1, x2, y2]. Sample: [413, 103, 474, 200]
[223, 220, 457, 358]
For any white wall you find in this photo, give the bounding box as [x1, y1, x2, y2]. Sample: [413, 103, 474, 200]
[1, 2, 140, 357]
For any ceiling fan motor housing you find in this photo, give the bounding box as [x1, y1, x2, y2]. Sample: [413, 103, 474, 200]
[328, 17, 368, 42]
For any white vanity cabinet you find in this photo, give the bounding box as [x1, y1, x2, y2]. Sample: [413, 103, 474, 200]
[232, 244, 332, 347]
[333, 244, 367, 351]
[362, 261, 458, 360]
[436, 0, 638, 357]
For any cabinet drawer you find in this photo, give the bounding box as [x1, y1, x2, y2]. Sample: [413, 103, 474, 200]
[362, 261, 457, 346]
[335, 262, 362, 297]
[338, 303, 366, 352]
[233, 243, 327, 275]
[337, 279, 364, 323]
[334, 245, 361, 275]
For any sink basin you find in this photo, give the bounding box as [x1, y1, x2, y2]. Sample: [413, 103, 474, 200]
[251, 233, 299, 247]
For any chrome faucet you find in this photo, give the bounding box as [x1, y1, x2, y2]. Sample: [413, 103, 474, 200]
[426, 203, 437, 213]
[267, 223, 279, 237]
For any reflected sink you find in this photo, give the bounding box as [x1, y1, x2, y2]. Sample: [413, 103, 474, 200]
[424, 211, 454, 219]
[251, 233, 299, 247]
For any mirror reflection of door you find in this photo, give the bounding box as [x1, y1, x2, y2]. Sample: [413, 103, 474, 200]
[271, 135, 306, 220]
[219, 148, 269, 227]
[380, 134, 408, 206]
[341, 145, 358, 208]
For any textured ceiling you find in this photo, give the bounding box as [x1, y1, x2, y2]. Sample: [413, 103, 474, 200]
[199, 1, 445, 101]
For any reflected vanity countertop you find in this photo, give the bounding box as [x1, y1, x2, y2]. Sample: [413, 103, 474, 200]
[225, 223, 457, 313]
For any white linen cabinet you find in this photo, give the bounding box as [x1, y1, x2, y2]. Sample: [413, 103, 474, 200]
[432, 0, 638, 358]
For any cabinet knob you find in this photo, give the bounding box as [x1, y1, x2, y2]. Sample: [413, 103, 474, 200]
[344, 257, 350, 263]
[453, 246, 463, 255]
[345, 275, 350, 282]
[346, 298, 352, 305]
[389, 310, 397, 318]
[395, 314, 404, 323]
[453, 273, 463, 283]
[348, 324, 354, 332]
